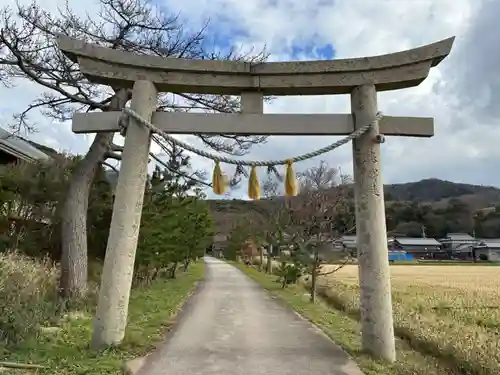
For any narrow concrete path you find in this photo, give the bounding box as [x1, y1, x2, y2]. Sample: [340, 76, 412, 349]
[143, 257, 364, 375]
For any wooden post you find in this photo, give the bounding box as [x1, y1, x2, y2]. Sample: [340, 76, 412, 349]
[351, 83, 396, 362]
[91, 80, 158, 348]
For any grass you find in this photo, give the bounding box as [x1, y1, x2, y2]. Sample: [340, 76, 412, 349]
[233, 262, 462, 375]
[2, 262, 205, 375]
[318, 265, 500, 375]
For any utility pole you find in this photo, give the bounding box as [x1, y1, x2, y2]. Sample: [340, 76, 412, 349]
[421, 225, 427, 238]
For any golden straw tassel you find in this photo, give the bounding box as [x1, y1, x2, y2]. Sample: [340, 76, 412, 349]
[212, 161, 226, 195]
[284, 159, 298, 197]
[248, 166, 261, 200]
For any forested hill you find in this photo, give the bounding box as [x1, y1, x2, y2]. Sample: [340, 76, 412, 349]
[384, 178, 500, 207]
[209, 178, 500, 239]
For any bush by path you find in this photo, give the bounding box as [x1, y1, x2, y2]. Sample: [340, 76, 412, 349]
[1, 257, 205, 375]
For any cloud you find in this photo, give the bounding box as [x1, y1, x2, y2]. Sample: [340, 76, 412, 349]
[0, 0, 498, 201]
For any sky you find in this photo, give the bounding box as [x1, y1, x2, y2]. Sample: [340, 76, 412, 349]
[0, 0, 499, 199]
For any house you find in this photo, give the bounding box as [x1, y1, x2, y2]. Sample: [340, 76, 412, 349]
[439, 233, 476, 249]
[472, 241, 500, 262]
[0, 127, 50, 164]
[340, 235, 415, 261]
[339, 235, 357, 253]
[451, 243, 476, 260]
[389, 237, 443, 259]
[211, 233, 228, 257]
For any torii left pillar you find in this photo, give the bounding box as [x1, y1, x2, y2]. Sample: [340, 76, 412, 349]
[91, 80, 158, 349]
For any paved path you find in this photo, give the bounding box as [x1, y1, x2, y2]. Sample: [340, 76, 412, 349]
[143, 257, 364, 375]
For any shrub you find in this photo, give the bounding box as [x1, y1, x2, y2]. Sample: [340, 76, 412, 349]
[0, 252, 59, 346]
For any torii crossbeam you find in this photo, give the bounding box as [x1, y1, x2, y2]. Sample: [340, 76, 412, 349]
[58, 35, 454, 361]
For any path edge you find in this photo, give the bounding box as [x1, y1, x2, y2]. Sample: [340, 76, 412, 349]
[122, 259, 209, 375]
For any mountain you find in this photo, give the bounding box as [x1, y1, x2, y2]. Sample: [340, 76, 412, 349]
[208, 179, 500, 238]
[384, 178, 500, 210]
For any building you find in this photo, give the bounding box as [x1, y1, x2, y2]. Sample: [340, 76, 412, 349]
[339, 235, 357, 255]
[211, 233, 228, 257]
[472, 241, 500, 262]
[339, 235, 416, 261]
[0, 127, 50, 164]
[439, 233, 476, 249]
[389, 237, 443, 259]
[450, 243, 476, 260]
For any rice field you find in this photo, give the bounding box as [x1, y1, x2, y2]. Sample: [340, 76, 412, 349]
[317, 265, 500, 375]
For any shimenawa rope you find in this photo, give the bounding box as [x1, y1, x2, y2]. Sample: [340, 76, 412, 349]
[120, 108, 383, 200]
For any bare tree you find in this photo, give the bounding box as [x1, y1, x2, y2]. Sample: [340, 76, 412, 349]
[262, 173, 280, 198]
[258, 173, 291, 273]
[288, 161, 355, 303]
[0, 0, 269, 298]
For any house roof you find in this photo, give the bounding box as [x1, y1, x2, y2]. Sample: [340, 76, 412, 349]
[340, 235, 397, 246]
[444, 233, 474, 241]
[476, 238, 500, 242]
[477, 241, 500, 249]
[341, 235, 357, 243]
[394, 237, 441, 246]
[454, 243, 474, 251]
[0, 127, 50, 162]
[213, 234, 228, 242]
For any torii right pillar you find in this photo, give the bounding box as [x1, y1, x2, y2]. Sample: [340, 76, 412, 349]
[351, 83, 395, 361]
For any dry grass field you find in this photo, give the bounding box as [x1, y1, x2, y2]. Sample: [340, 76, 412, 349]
[317, 265, 500, 374]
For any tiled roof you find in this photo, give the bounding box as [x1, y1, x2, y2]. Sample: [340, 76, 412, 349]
[0, 127, 50, 162]
[341, 235, 357, 243]
[445, 233, 474, 241]
[394, 237, 441, 246]
[477, 241, 500, 249]
[476, 238, 500, 242]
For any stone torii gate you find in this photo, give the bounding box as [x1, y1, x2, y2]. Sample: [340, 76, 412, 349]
[57, 36, 454, 360]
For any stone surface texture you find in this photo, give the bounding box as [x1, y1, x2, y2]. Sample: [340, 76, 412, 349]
[136, 257, 365, 375]
[72, 111, 435, 137]
[351, 84, 396, 361]
[91, 80, 158, 348]
[58, 35, 454, 95]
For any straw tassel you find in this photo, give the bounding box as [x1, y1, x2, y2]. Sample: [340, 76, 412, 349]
[284, 159, 298, 197]
[248, 166, 261, 200]
[212, 161, 227, 195]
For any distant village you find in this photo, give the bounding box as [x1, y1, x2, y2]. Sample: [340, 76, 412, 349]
[340, 233, 500, 262]
[212, 232, 500, 262]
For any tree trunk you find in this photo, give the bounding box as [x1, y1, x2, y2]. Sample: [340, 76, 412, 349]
[266, 245, 273, 274]
[170, 262, 178, 279]
[310, 251, 319, 303]
[183, 258, 190, 272]
[59, 89, 129, 300]
[59, 132, 114, 299]
[259, 247, 264, 271]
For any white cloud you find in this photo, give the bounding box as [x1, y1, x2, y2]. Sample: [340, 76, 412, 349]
[0, 0, 498, 200]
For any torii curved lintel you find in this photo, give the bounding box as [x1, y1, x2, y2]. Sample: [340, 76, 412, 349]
[57, 35, 455, 95]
